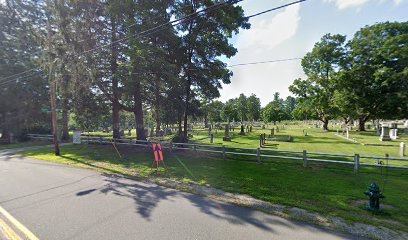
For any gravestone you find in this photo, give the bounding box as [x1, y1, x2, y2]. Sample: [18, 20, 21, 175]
[346, 128, 349, 139]
[390, 129, 398, 140]
[276, 126, 279, 133]
[210, 133, 214, 143]
[379, 126, 391, 141]
[73, 131, 81, 144]
[404, 120, 408, 134]
[400, 142, 406, 157]
[271, 128, 275, 137]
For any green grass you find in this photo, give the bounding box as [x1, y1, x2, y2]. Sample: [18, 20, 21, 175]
[18, 144, 408, 232]
[191, 125, 408, 158]
[0, 141, 48, 150]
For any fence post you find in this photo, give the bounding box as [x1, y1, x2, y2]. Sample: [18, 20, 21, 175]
[303, 150, 307, 168]
[257, 148, 261, 164]
[259, 134, 262, 148]
[222, 146, 226, 160]
[354, 154, 360, 174]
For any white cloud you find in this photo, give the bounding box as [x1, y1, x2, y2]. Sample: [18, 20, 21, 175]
[218, 4, 304, 106]
[236, 4, 301, 51]
[324, 0, 405, 10]
[394, 0, 403, 5]
[323, 0, 369, 10]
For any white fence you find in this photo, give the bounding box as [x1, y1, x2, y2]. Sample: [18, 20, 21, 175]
[27, 134, 408, 171]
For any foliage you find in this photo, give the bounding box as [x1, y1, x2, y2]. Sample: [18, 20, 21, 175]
[290, 34, 347, 130]
[337, 21, 408, 128]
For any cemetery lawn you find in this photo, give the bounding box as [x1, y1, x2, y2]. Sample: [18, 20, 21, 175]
[0, 141, 48, 150]
[18, 144, 408, 232]
[190, 125, 408, 158]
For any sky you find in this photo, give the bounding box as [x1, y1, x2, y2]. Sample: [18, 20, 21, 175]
[217, 0, 408, 106]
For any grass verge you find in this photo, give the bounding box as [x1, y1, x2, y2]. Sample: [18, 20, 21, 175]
[17, 144, 408, 232]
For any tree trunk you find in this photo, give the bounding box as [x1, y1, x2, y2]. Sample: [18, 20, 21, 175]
[358, 116, 368, 131]
[61, 98, 69, 141]
[204, 115, 208, 128]
[322, 119, 329, 131]
[155, 112, 161, 135]
[154, 78, 161, 135]
[133, 82, 146, 140]
[178, 113, 183, 136]
[110, 15, 120, 139]
[182, 76, 191, 142]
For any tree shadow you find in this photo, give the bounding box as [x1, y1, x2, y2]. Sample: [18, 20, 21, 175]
[86, 173, 356, 239]
[96, 174, 279, 231]
[98, 175, 178, 221]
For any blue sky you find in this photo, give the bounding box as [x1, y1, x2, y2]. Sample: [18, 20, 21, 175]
[217, 0, 408, 106]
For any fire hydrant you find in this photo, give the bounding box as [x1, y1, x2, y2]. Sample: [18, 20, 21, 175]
[364, 182, 385, 211]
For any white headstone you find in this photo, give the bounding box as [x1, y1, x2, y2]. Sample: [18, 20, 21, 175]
[400, 142, 406, 157]
[390, 129, 398, 140]
[380, 126, 391, 141]
[405, 120, 408, 134]
[73, 131, 81, 144]
[346, 128, 349, 139]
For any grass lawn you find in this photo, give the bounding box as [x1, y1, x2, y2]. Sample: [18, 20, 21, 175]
[0, 141, 49, 150]
[190, 125, 408, 158]
[18, 144, 408, 232]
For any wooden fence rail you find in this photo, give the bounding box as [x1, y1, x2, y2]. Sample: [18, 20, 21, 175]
[26, 134, 408, 171]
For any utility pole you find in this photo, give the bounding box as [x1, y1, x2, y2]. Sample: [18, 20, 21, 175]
[47, 4, 60, 156]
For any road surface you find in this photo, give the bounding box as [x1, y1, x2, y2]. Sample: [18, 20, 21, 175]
[0, 152, 356, 240]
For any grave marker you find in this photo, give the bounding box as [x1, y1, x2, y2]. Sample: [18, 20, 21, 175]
[379, 125, 391, 141]
[400, 142, 406, 157]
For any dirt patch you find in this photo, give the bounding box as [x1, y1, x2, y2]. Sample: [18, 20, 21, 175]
[350, 200, 396, 210]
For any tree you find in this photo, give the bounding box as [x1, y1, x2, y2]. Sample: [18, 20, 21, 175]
[283, 96, 297, 120]
[262, 92, 286, 124]
[174, 1, 250, 141]
[221, 99, 239, 122]
[0, 1, 49, 140]
[337, 21, 408, 130]
[289, 34, 346, 130]
[247, 94, 261, 121]
[205, 100, 224, 125]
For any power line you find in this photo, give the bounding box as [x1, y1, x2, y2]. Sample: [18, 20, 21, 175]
[228, 57, 302, 67]
[0, 71, 44, 87]
[0, 0, 243, 83]
[246, 0, 306, 18]
[0, 57, 302, 87]
[0, 0, 307, 87]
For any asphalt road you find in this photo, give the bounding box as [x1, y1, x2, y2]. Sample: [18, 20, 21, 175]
[0, 153, 356, 240]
